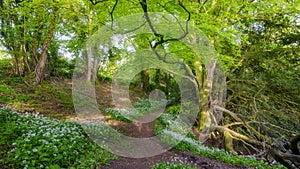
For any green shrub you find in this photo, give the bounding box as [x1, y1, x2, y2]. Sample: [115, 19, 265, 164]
[0, 56, 12, 75]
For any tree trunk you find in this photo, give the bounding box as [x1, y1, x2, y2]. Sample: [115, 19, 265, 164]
[22, 15, 31, 73]
[196, 59, 219, 132]
[141, 70, 150, 93]
[86, 5, 93, 83]
[33, 15, 56, 85]
[86, 48, 92, 82]
[22, 44, 31, 73]
[32, 46, 39, 68]
[92, 55, 99, 82]
[12, 54, 23, 75]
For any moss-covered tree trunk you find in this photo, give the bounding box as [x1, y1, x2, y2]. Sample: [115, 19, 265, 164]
[194, 60, 216, 132]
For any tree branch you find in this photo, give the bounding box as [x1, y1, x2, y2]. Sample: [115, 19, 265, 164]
[89, 0, 109, 5]
[114, 21, 147, 34]
[109, 0, 119, 26]
[199, 0, 208, 12]
[152, 0, 190, 48]
[215, 125, 263, 146]
[139, 0, 195, 80]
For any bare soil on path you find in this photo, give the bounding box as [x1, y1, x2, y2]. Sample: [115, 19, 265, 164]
[101, 150, 253, 169]
[95, 81, 253, 169]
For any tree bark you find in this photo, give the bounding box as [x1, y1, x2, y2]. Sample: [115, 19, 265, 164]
[86, 48, 92, 82]
[33, 15, 57, 85]
[141, 70, 150, 93]
[92, 55, 99, 82]
[196, 60, 216, 131]
[22, 15, 31, 73]
[86, 5, 93, 83]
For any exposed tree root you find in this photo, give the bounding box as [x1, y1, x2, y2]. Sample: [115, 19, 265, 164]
[197, 106, 300, 168]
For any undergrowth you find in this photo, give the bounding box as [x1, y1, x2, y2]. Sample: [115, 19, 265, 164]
[226, 75, 300, 139]
[154, 106, 287, 169]
[0, 107, 115, 169]
[151, 162, 196, 169]
[105, 98, 167, 122]
[0, 75, 74, 119]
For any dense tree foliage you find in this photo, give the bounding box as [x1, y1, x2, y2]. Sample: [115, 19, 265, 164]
[0, 0, 299, 168]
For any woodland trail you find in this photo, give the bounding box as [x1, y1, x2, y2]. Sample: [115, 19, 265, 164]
[95, 82, 253, 169]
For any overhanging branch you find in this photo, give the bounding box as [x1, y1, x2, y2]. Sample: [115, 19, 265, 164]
[89, 0, 109, 5]
[139, 0, 195, 81]
[109, 0, 119, 25]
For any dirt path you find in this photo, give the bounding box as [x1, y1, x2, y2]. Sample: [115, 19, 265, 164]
[101, 150, 252, 169]
[2, 79, 254, 168]
[94, 82, 254, 169]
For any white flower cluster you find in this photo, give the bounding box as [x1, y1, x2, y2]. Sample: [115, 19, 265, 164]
[0, 107, 89, 165]
[12, 116, 85, 151]
[162, 130, 223, 153]
[105, 98, 168, 121]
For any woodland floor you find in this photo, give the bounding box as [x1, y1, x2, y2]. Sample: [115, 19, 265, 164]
[1, 78, 254, 169]
[100, 150, 253, 169]
[89, 81, 253, 169]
